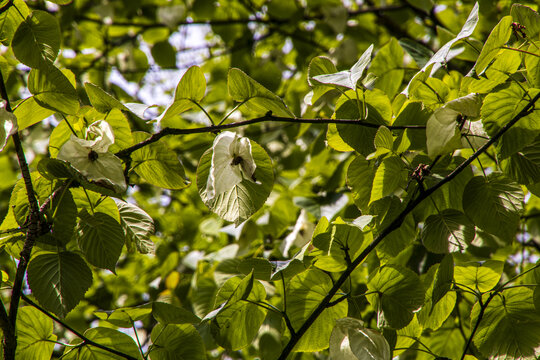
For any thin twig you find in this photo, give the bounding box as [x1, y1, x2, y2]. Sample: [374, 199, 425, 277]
[21, 295, 138, 360]
[276, 90, 540, 360]
[115, 114, 426, 159]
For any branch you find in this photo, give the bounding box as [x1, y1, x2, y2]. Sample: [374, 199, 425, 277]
[0, 68, 42, 359]
[21, 295, 138, 360]
[276, 91, 540, 359]
[76, 5, 407, 29]
[115, 114, 426, 159]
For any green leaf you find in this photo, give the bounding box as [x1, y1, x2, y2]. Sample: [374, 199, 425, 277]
[472, 288, 540, 359]
[159, 65, 207, 127]
[523, 38, 540, 90]
[373, 196, 417, 257]
[197, 138, 274, 226]
[63, 327, 140, 360]
[482, 86, 540, 158]
[312, 44, 374, 90]
[462, 173, 523, 242]
[333, 90, 392, 156]
[237, 258, 273, 281]
[27, 252, 92, 318]
[369, 156, 407, 205]
[501, 135, 540, 184]
[28, 65, 80, 115]
[286, 268, 348, 352]
[367, 125, 394, 159]
[421, 209, 475, 253]
[306, 56, 338, 105]
[313, 221, 371, 272]
[454, 260, 504, 293]
[151, 40, 177, 68]
[510, 4, 540, 40]
[152, 302, 201, 324]
[474, 16, 514, 75]
[149, 324, 206, 360]
[329, 317, 391, 360]
[426, 93, 481, 158]
[131, 131, 190, 190]
[228, 68, 293, 117]
[432, 254, 454, 305]
[211, 275, 267, 350]
[50, 189, 77, 245]
[77, 211, 125, 272]
[85, 83, 128, 114]
[347, 156, 376, 211]
[116, 200, 155, 254]
[367, 265, 424, 329]
[16, 307, 56, 360]
[94, 304, 152, 328]
[12, 10, 60, 69]
[371, 38, 404, 99]
[13, 97, 55, 131]
[0, 0, 29, 46]
[417, 290, 456, 331]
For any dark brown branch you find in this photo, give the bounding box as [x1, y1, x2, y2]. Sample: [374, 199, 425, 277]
[0, 68, 42, 360]
[76, 5, 407, 29]
[21, 295, 138, 360]
[276, 90, 540, 360]
[115, 114, 426, 159]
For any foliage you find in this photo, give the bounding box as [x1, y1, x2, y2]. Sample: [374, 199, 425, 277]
[1, 1, 540, 360]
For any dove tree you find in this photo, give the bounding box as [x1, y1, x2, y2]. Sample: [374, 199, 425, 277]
[1, 1, 540, 360]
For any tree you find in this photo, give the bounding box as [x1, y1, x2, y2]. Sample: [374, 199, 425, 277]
[1, 0, 540, 359]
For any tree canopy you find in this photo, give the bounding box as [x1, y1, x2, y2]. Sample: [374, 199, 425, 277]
[1, 0, 540, 359]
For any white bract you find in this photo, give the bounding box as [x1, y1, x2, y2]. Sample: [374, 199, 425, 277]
[0, 100, 18, 152]
[57, 120, 126, 192]
[206, 131, 257, 200]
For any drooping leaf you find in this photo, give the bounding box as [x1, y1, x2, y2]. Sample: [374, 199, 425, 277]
[472, 288, 540, 359]
[329, 317, 391, 360]
[367, 265, 424, 329]
[371, 38, 404, 99]
[286, 269, 348, 351]
[85, 83, 129, 114]
[116, 200, 155, 254]
[77, 210, 125, 272]
[62, 327, 140, 360]
[482, 86, 540, 158]
[13, 97, 55, 131]
[94, 304, 152, 328]
[152, 302, 201, 324]
[131, 131, 190, 190]
[28, 251, 92, 318]
[12, 10, 61, 69]
[28, 65, 79, 115]
[15, 307, 56, 360]
[210, 275, 267, 350]
[149, 324, 206, 360]
[421, 209, 475, 253]
[474, 15, 514, 75]
[228, 68, 293, 117]
[369, 156, 407, 205]
[462, 173, 523, 242]
[0, 0, 29, 46]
